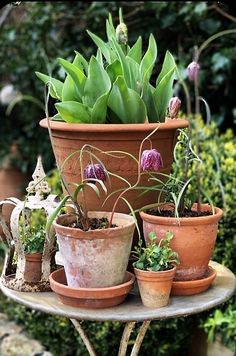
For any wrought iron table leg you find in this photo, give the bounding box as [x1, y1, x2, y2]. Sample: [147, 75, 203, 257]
[118, 321, 136, 356]
[70, 319, 97, 356]
[130, 320, 151, 356]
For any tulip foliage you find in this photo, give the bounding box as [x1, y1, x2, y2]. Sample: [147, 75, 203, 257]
[36, 11, 177, 124]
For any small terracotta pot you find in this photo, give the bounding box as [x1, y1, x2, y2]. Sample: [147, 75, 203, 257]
[53, 211, 135, 289]
[134, 266, 176, 308]
[24, 253, 43, 283]
[40, 119, 188, 213]
[140, 204, 223, 281]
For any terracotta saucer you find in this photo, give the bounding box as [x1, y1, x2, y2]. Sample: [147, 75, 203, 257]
[171, 266, 217, 296]
[49, 268, 135, 309]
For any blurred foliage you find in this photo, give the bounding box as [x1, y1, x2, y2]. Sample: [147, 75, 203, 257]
[0, 1, 235, 173]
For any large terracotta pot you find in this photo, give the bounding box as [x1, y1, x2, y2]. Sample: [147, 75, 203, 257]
[140, 204, 223, 281]
[53, 211, 135, 288]
[40, 119, 188, 213]
[134, 265, 176, 308]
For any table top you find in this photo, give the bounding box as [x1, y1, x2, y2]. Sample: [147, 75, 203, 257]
[1, 261, 235, 322]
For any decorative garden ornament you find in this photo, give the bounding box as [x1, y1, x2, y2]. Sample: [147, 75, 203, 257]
[0, 156, 59, 292]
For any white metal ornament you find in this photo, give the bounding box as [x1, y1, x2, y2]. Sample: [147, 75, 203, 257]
[0, 156, 59, 291]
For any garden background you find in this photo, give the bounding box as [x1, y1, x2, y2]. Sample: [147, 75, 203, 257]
[0, 2, 235, 355]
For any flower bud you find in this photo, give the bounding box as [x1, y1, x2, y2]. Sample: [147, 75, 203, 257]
[116, 23, 128, 45]
[168, 97, 181, 119]
[84, 163, 106, 184]
[141, 149, 163, 172]
[187, 61, 200, 81]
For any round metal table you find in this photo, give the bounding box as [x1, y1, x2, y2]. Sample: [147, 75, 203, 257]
[1, 261, 235, 356]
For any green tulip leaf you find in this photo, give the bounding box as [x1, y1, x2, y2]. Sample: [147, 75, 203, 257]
[142, 82, 158, 122]
[106, 60, 123, 83]
[140, 34, 157, 83]
[84, 56, 111, 107]
[74, 51, 89, 75]
[108, 75, 146, 123]
[156, 50, 176, 86]
[35, 72, 63, 100]
[61, 75, 79, 101]
[110, 38, 131, 87]
[52, 113, 64, 121]
[91, 92, 109, 123]
[127, 57, 141, 92]
[153, 66, 176, 122]
[58, 58, 86, 100]
[87, 30, 111, 63]
[127, 36, 142, 64]
[55, 101, 91, 123]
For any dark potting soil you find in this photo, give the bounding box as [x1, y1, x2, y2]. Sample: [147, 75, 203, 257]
[147, 208, 213, 218]
[67, 217, 117, 230]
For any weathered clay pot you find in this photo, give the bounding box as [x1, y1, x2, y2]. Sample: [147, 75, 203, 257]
[140, 204, 223, 281]
[40, 119, 188, 213]
[134, 266, 176, 308]
[53, 211, 135, 288]
[49, 268, 135, 308]
[24, 253, 43, 283]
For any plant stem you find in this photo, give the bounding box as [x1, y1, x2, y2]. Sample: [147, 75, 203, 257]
[109, 124, 160, 228]
[44, 88, 88, 231]
[194, 76, 202, 212]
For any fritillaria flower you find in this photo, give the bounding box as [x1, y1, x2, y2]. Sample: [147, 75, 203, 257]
[187, 61, 200, 81]
[141, 149, 163, 172]
[168, 97, 181, 119]
[84, 163, 106, 184]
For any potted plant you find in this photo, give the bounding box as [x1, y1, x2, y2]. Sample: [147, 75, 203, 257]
[46, 143, 137, 290]
[138, 56, 223, 283]
[132, 231, 179, 308]
[36, 9, 188, 213]
[19, 210, 46, 283]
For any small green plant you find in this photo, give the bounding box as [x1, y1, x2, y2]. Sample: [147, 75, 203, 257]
[133, 231, 179, 271]
[36, 9, 177, 124]
[19, 210, 47, 254]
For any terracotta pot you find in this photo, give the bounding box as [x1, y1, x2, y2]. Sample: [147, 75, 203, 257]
[53, 211, 135, 288]
[40, 119, 188, 213]
[49, 268, 135, 308]
[134, 266, 176, 308]
[140, 204, 223, 281]
[24, 253, 43, 283]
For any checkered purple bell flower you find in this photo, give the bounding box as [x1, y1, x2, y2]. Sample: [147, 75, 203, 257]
[84, 163, 106, 183]
[141, 149, 163, 172]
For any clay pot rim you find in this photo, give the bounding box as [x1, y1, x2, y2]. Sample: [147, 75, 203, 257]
[140, 203, 223, 226]
[39, 118, 189, 133]
[54, 211, 135, 237]
[24, 252, 43, 261]
[134, 265, 176, 276]
[172, 265, 216, 289]
[49, 268, 135, 298]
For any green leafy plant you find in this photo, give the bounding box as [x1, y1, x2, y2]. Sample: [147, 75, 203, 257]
[36, 9, 177, 124]
[132, 231, 179, 271]
[19, 210, 47, 254]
